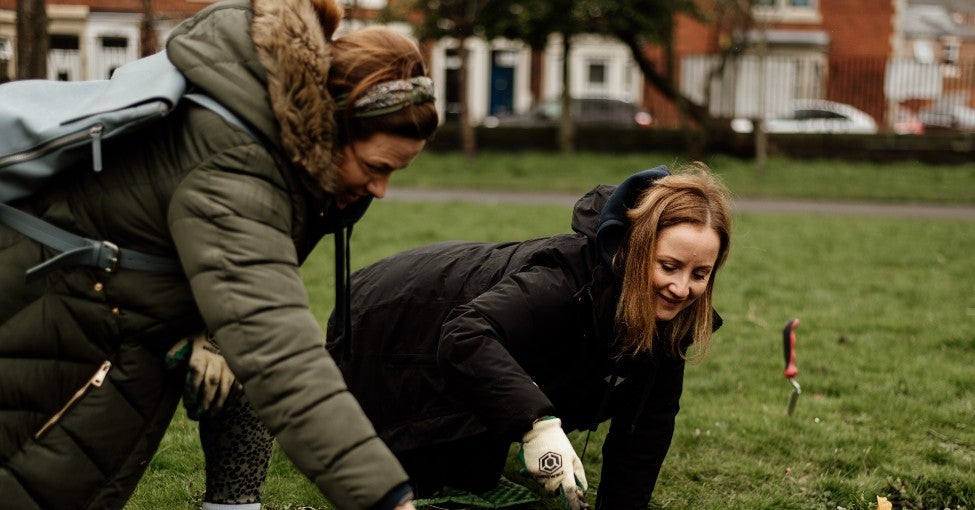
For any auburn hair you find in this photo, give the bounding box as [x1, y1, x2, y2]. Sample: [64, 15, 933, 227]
[613, 162, 732, 362]
[328, 27, 439, 143]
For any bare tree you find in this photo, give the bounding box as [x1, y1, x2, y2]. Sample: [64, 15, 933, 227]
[15, 0, 47, 79]
[140, 0, 158, 57]
[587, 0, 753, 145]
[390, 0, 752, 155]
[386, 0, 501, 159]
[483, 0, 587, 154]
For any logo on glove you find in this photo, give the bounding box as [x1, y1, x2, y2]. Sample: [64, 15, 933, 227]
[538, 451, 563, 474]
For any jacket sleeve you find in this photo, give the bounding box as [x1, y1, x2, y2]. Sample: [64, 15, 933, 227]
[595, 355, 685, 510]
[437, 265, 574, 438]
[167, 145, 408, 510]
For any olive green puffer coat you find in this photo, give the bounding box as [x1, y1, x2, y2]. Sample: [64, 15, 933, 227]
[0, 1, 408, 509]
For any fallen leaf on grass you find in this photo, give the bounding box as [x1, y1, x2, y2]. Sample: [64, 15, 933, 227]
[876, 495, 892, 510]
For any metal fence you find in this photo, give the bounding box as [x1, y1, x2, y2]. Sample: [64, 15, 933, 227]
[680, 53, 975, 133]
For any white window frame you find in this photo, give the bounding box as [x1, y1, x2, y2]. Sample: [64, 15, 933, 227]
[0, 37, 11, 61]
[753, 0, 821, 24]
[340, 0, 387, 9]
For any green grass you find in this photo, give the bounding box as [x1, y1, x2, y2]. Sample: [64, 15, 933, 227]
[396, 151, 975, 204]
[127, 153, 975, 509]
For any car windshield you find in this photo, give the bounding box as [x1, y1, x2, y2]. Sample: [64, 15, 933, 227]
[793, 109, 846, 120]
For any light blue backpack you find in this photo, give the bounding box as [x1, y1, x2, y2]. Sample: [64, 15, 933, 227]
[0, 51, 255, 279]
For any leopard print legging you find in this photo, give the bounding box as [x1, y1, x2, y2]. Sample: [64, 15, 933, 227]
[200, 394, 273, 504]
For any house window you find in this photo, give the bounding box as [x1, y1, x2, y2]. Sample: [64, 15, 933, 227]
[0, 37, 10, 83]
[49, 34, 81, 81]
[50, 34, 80, 50]
[754, 0, 820, 23]
[443, 47, 463, 121]
[100, 36, 128, 49]
[941, 36, 961, 78]
[97, 36, 130, 79]
[582, 59, 609, 96]
[587, 61, 607, 86]
[942, 37, 960, 66]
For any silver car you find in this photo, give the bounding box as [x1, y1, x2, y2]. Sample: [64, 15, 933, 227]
[731, 99, 878, 134]
[918, 104, 975, 133]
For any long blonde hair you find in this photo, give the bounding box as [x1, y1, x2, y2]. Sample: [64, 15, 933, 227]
[614, 163, 732, 362]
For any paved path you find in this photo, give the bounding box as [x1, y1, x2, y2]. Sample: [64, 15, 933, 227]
[386, 187, 975, 221]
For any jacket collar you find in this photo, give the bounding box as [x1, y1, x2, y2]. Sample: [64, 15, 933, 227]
[252, 0, 341, 196]
[167, 0, 342, 198]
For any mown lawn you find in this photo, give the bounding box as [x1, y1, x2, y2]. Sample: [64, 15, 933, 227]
[394, 150, 975, 204]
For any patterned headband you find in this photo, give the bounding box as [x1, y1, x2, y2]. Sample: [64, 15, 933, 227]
[336, 76, 436, 118]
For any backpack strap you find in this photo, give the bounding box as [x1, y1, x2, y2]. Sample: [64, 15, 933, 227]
[0, 201, 181, 281]
[0, 91, 258, 282]
[183, 92, 262, 143]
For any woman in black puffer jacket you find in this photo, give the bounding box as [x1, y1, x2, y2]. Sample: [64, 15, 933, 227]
[325, 165, 733, 509]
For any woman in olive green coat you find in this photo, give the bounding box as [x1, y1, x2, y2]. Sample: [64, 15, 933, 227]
[0, 0, 437, 509]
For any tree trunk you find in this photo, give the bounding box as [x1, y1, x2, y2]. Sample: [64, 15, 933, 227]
[457, 39, 477, 158]
[139, 0, 158, 57]
[618, 32, 709, 126]
[558, 34, 574, 154]
[15, 0, 47, 79]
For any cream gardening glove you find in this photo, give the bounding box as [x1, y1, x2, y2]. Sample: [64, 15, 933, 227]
[165, 331, 241, 418]
[520, 416, 589, 510]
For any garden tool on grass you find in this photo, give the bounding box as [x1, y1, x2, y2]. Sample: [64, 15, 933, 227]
[782, 318, 801, 416]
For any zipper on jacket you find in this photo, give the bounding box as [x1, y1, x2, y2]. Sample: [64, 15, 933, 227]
[34, 360, 112, 439]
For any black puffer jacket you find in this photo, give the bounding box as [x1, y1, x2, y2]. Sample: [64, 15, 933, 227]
[327, 168, 723, 509]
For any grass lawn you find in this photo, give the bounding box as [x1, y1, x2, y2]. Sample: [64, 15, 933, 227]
[127, 154, 974, 510]
[395, 151, 975, 204]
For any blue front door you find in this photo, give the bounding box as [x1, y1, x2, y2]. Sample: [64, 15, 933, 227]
[489, 50, 516, 116]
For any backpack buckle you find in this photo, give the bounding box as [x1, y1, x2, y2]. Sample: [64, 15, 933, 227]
[100, 240, 120, 273]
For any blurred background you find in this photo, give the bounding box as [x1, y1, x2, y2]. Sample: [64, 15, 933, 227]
[3, 0, 975, 163]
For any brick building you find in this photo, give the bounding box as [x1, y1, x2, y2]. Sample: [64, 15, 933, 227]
[2, 0, 974, 131]
[0, 0, 207, 82]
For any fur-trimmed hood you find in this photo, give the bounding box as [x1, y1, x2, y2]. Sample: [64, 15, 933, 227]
[166, 0, 340, 194]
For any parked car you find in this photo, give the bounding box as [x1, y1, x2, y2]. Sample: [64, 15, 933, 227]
[918, 104, 975, 133]
[483, 98, 652, 128]
[731, 99, 878, 134]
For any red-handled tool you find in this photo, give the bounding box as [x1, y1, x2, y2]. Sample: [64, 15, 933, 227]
[783, 318, 801, 416]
